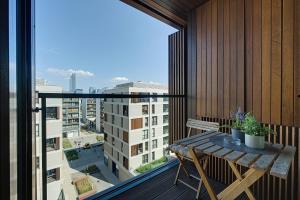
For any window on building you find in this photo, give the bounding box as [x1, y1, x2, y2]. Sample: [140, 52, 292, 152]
[142, 105, 148, 115]
[123, 157, 128, 169]
[152, 139, 158, 149]
[112, 161, 119, 178]
[131, 143, 143, 156]
[112, 115, 115, 124]
[152, 152, 155, 160]
[152, 116, 158, 126]
[111, 126, 114, 135]
[121, 142, 124, 152]
[123, 105, 128, 116]
[152, 93, 157, 102]
[46, 107, 59, 119]
[46, 138, 59, 152]
[142, 154, 148, 164]
[104, 133, 107, 141]
[163, 136, 169, 145]
[104, 154, 108, 166]
[152, 104, 155, 114]
[36, 156, 40, 169]
[104, 113, 108, 122]
[163, 125, 169, 135]
[117, 152, 119, 161]
[145, 117, 149, 127]
[117, 105, 119, 114]
[145, 142, 149, 151]
[121, 117, 123, 127]
[36, 124, 39, 137]
[111, 104, 114, 113]
[163, 115, 168, 124]
[123, 131, 128, 143]
[131, 118, 143, 130]
[163, 104, 168, 113]
[143, 129, 149, 140]
[111, 147, 114, 156]
[117, 128, 119, 138]
[152, 128, 155, 137]
[112, 137, 115, 146]
[47, 168, 60, 183]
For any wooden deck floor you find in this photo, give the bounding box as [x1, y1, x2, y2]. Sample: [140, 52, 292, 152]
[112, 161, 248, 200]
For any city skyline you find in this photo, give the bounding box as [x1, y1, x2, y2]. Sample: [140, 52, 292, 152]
[35, 0, 177, 92]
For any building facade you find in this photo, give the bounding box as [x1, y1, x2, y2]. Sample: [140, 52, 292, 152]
[62, 97, 80, 138]
[102, 82, 169, 181]
[36, 80, 64, 200]
[82, 87, 97, 129]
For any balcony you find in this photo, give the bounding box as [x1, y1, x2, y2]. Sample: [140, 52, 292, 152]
[3, 0, 299, 199]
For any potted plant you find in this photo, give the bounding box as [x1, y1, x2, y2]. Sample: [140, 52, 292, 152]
[242, 113, 273, 149]
[228, 108, 245, 143]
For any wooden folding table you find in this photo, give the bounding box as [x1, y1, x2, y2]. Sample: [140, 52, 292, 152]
[173, 131, 296, 200]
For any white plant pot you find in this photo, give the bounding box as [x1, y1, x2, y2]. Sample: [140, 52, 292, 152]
[245, 134, 265, 149]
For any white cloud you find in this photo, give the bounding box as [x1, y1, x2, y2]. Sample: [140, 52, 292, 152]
[47, 68, 94, 77]
[148, 81, 161, 85]
[111, 77, 129, 82]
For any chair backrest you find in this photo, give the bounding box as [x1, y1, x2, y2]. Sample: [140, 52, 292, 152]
[186, 118, 219, 137]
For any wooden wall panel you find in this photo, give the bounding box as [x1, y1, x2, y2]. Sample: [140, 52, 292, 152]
[252, 0, 262, 121]
[245, 0, 253, 114]
[211, 0, 218, 117]
[295, 0, 300, 127]
[236, 0, 244, 112]
[169, 30, 186, 144]
[196, 0, 244, 119]
[282, 0, 294, 126]
[223, 0, 230, 118]
[194, 0, 299, 126]
[271, 0, 282, 124]
[217, 0, 224, 118]
[262, 0, 271, 123]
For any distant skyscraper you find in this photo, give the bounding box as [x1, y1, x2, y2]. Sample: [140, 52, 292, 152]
[69, 73, 76, 92]
[89, 87, 96, 94]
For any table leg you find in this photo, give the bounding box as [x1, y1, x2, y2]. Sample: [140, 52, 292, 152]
[189, 148, 218, 200]
[217, 167, 266, 200]
[175, 153, 189, 177]
[227, 161, 255, 200]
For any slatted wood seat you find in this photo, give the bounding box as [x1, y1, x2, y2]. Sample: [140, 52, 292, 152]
[168, 119, 219, 199]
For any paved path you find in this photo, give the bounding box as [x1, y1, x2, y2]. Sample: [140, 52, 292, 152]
[62, 146, 119, 199]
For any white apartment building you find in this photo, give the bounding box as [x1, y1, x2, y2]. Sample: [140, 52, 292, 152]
[82, 98, 97, 127]
[102, 82, 169, 181]
[36, 80, 64, 200]
[62, 97, 80, 138]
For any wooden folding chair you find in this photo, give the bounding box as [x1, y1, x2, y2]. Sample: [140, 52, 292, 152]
[168, 119, 219, 199]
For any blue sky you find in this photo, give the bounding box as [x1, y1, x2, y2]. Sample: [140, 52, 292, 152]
[35, 0, 177, 91]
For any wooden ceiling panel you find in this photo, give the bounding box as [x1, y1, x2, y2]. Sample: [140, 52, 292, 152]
[122, 0, 207, 28]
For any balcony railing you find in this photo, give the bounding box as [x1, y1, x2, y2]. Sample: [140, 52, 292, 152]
[37, 92, 185, 200]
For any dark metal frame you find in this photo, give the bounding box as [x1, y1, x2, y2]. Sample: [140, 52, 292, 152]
[0, 0, 11, 198]
[38, 93, 185, 200]
[17, 0, 35, 199]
